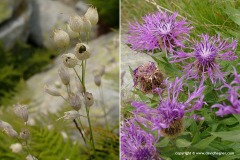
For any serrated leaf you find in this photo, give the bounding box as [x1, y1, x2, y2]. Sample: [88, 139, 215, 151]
[193, 136, 216, 149]
[176, 138, 191, 148]
[210, 130, 240, 142]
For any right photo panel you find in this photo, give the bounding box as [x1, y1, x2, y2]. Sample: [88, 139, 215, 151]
[121, 0, 240, 159]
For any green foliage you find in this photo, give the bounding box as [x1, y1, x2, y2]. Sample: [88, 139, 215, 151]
[0, 42, 57, 105]
[86, 0, 119, 29]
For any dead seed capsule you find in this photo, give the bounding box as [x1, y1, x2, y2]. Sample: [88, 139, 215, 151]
[75, 43, 90, 60]
[85, 6, 99, 26]
[66, 24, 79, 38]
[69, 94, 81, 111]
[53, 29, 70, 48]
[13, 104, 29, 122]
[94, 75, 101, 87]
[58, 66, 70, 85]
[62, 53, 78, 68]
[44, 84, 61, 97]
[84, 92, 94, 107]
[82, 16, 92, 32]
[20, 129, 30, 140]
[69, 15, 83, 32]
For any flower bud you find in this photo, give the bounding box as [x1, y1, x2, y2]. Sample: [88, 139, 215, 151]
[10, 143, 22, 153]
[53, 29, 70, 48]
[66, 24, 79, 38]
[20, 129, 30, 140]
[75, 77, 84, 93]
[94, 75, 101, 86]
[69, 93, 81, 111]
[13, 104, 28, 122]
[85, 6, 99, 26]
[58, 110, 80, 121]
[84, 92, 94, 107]
[75, 43, 90, 60]
[44, 84, 61, 96]
[62, 53, 78, 68]
[58, 66, 70, 85]
[82, 16, 92, 32]
[69, 15, 83, 32]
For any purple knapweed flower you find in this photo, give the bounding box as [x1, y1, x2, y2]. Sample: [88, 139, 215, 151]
[171, 34, 237, 84]
[133, 62, 164, 93]
[212, 67, 240, 116]
[132, 77, 205, 138]
[127, 12, 192, 53]
[121, 119, 159, 160]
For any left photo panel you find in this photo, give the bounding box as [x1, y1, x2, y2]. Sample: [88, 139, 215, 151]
[0, 0, 119, 159]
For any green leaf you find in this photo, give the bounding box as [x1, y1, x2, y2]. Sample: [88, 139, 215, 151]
[176, 138, 191, 148]
[156, 137, 170, 147]
[210, 130, 240, 142]
[220, 117, 238, 125]
[193, 136, 217, 150]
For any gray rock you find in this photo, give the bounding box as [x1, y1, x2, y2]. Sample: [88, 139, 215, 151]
[0, 0, 21, 23]
[0, 0, 32, 49]
[26, 32, 119, 127]
[29, 0, 97, 48]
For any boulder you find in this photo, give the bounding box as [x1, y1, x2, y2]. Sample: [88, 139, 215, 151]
[0, 0, 32, 49]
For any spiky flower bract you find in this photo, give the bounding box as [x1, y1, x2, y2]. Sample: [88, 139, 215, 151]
[171, 34, 237, 84]
[121, 119, 159, 160]
[133, 62, 164, 93]
[212, 67, 240, 116]
[127, 11, 192, 53]
[131, 77, 205, 137]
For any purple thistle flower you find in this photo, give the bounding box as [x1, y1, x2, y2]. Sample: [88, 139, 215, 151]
[171, 34, 237, 84]
[133, 62, 164, 93]
[131, 77, 205, 137]
[121, 119, 159, 160]
[212, 67, 240, 116]
[127, 12, 192, 53]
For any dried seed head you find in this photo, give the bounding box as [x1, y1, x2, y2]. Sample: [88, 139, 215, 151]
[44, 84, 61, 96]
[62, 53, 78, 68]
[94, 75, 101, 86]
[58, 66, 70, 85]
[69, 15, 83, 32]
[0, 120, 12, 129]
[26, 154, 38, 160]
[75, 77, 84, 93]
[58, 110, 81, 121]
[13, 104, 28, 122]
[82, 16, 92, 32]
[10, 143, 22, 153]
[84, 92, 94, 107]
[75, 43, 90, 60]
[99, 65, 105, 76]
[20, 129, 30, 140]
[3, 127, 18, 138]
[53, 29, 70, 48]
[69, 93, 81, 111]
[161, 119, 184, 138]
[85, 6, 99, 26]
[66, 24, 79, 38]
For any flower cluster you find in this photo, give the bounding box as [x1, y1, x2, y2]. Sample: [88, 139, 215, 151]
[133, 62, 164, 93]
[132, 77, 205, 137]
[127, 11, 192, 53]
[121, 119, 159, 160]
[171, 34, 237, 84]
[212, 67, 240, 116]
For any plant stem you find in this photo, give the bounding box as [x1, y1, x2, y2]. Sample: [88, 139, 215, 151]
[73, 119, 87, 144]
[98, 86, 109, 131]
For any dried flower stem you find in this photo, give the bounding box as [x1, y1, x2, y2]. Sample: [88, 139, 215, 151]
[73, 119, 87, 144]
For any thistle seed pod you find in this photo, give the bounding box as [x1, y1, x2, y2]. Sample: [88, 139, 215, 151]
[84, 92, 94, 107]
[75, 43, 90, 60]
[62, 53, 78, 68]
[69, 15, 83, 32]
[94, 75, 101, 87]
[85, 6, 99, 26]
[69, 93, 81, 111]
[20, 129, 30, 140]
[10, 143, 23, 153]
[82, 16, 92, 32]
[66, 24, 79, 38]
[53, 29, 70, 48]
[44, 84, 61, 96]
[58, 66, 70, 85]
[13, 104, 28, 122]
